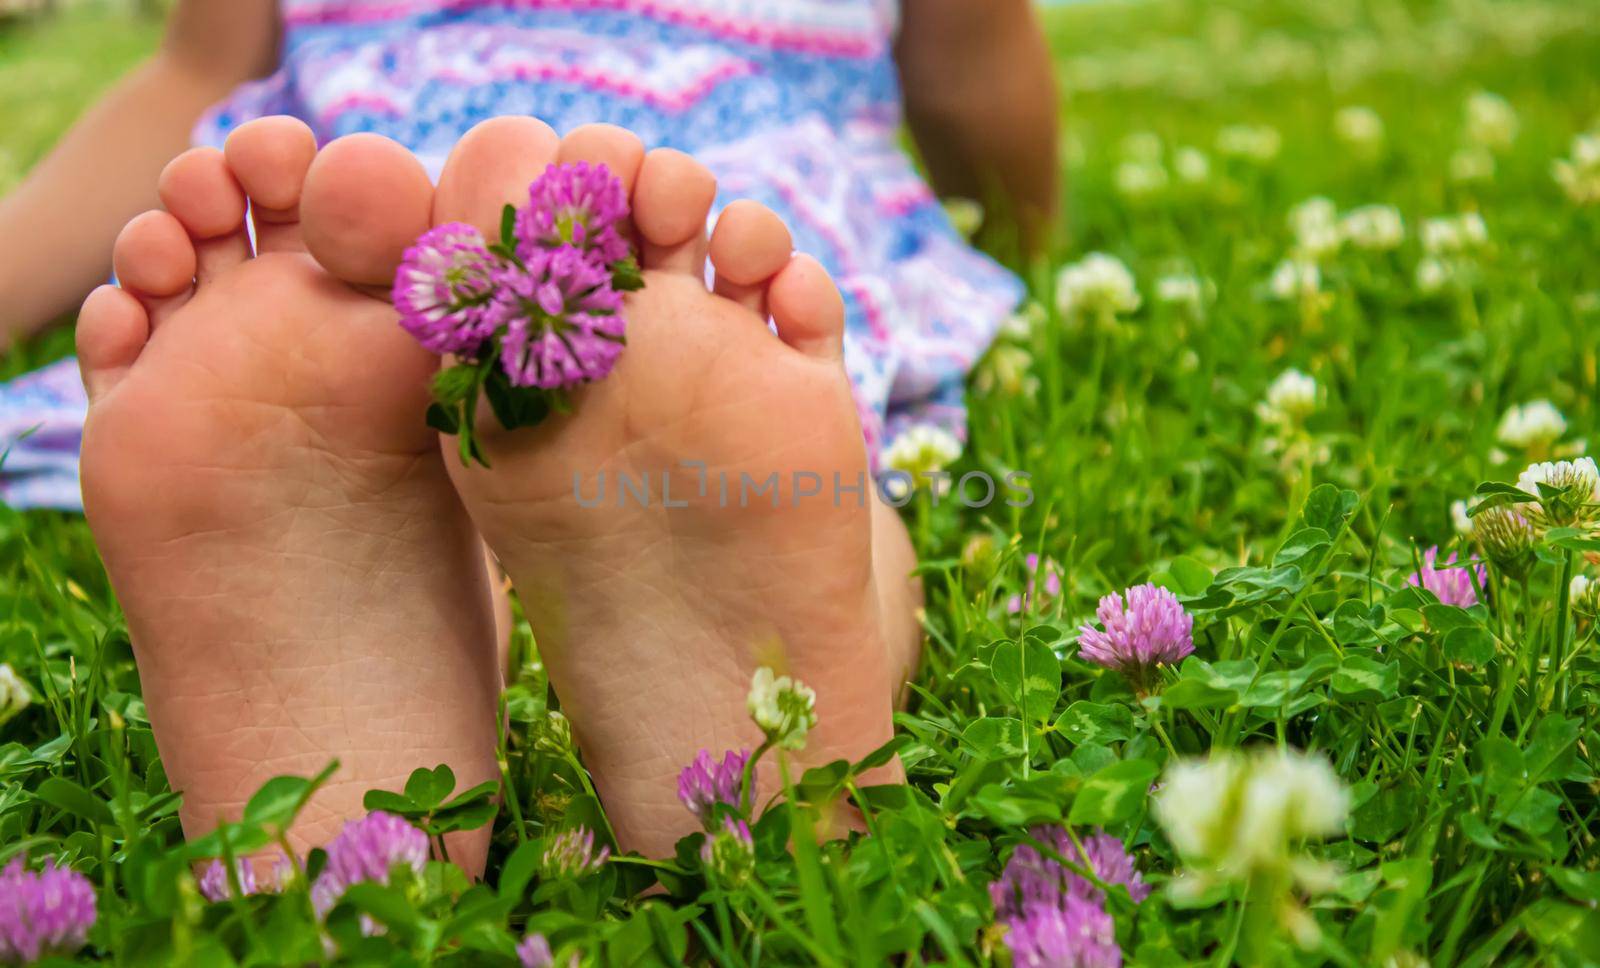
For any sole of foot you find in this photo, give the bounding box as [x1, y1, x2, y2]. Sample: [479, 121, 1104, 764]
[409, 117, 907, 857]
[78, 117, 501, 875]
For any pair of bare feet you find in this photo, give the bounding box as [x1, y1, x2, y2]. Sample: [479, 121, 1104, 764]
[76, 116, 920, 873]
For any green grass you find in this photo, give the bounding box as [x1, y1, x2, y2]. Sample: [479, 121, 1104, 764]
[0, 6, 160, 187]
[3, 0, 1600, 964]
[0, 5, 161, 377]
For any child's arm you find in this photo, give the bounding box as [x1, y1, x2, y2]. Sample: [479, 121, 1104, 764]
[894, 0, 1059, 254]
[0, 0, 279, 344]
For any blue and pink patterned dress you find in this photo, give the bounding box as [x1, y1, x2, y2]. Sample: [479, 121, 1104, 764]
[0, 0, 1021, 510]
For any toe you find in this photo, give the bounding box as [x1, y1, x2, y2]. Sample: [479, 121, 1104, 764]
[768, 254, 845, 359]
[709, 200, 793, 314]
[634, 149, 716, 277]
[556, 124, 646, 195]
[224, 116, 319, 255]
[301, 133, 434, 288]
[111, 210, 197, 325]
[434, 116, 560, 239]
[76, 285, 151, 401]
[157, 147, 251, 281]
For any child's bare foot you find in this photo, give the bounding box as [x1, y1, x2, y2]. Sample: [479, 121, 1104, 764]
[415, 118, 906, 857]
[77, 118, 501, 873]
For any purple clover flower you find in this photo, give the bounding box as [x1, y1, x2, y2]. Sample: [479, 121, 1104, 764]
[197, 858, 258, 903]
[393, 223, 503, 355]
[1007, 554, 1064, 614]
[1076, 832, 1151, 904]
[495, 249, 627, 389]
[1003, 894, 1121, 968]
[392, 164, 636, 401]
[1077, 583, 1194, 691]
[991, 827, 1142, 968]
[700, 816, 755, 885]
[540, 826, 610, 880]
[517, 933, 554, 968]
[990, 826, 1149, 918]
[516, 162, 631, 267]
[678, 749, 750, 828]
[1406, 546, 1485, 608]
[0, 857, 96, 962]
[309, 811, 429, 920]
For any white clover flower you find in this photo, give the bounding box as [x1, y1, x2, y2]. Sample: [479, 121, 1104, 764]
[960, 533, 999, 574]
[881, 424, 963, 484]
[1243, 749, 1350, 843]
[1516, 457, 1600, 498]
[1155, 272, 1211, 311]
[0, 664, 29, 719]
[1333, 106, 1385, 153]
[1339, 205, 1404, 251]
[1115, 160, 1169, 199]
[1516, 457, 1600, 529]
[999, 301, 1046, 340]
[1466, 91, 1518, 151]
[1216, 124, 1282, 163]
[1553, 133, 1600, 206]
[1262, 368, 1320, 422]
[1174, 147, 1211, 184]
[746, 667, 817, 751]
[1156, 753, 1249, 865]
[1415, 256, 1455, 294]
[1269, 258, 1321, 300]
[1155, 748, 1348, 884]
[941, 197, 984, 238]
[1474, 504, 1538, 579]
[1497, 400, 1567, 451]
[975, 344, 1037, 398]
[1572, 575, 1600, 618]
[1056, 252, 1141, 319]
[1421, 213, 1489, 254]
[1288, 197, 1342, 259]
[1450, 146, 1496, 184]
[1451, 497, 1479, 535]
[1571, 132, 1600, 168]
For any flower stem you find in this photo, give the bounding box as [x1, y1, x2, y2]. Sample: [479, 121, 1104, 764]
[497, 693, 530, 843]
[740, 738, 776, 817]
[1151, 715, 1180, 759]
[1214, 887, 1249, 968]
[1551, 547, 1575, 709]
[562, 750, 618, 846]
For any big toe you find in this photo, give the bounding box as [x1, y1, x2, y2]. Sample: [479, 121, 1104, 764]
[434, 116, 560, 238]
[556, 124, 646, 195]
[301, 133, 434, 288]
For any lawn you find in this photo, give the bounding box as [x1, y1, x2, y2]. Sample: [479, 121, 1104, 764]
[3, 0, 1600, 964]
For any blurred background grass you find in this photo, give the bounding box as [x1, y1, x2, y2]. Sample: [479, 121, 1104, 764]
[0, 2, 161, 193]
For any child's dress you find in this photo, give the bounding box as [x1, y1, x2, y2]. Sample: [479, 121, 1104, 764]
[0, 0, 1021, 510]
